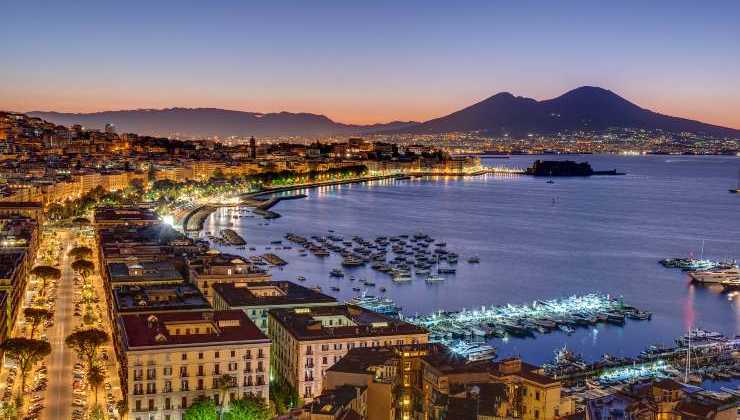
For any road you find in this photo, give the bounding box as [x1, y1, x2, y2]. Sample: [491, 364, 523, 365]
[43, 231, 74, 420]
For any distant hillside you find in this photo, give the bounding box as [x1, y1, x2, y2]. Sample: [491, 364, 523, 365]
[28, 87, 740, 139]
[397, 86, 740, 138]
[28, 108, 417, 138]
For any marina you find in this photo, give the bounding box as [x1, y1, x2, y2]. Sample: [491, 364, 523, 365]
[402, 293, 652, 360]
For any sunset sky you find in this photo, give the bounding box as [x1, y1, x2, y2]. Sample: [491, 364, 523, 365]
[2, 1, 739, 128]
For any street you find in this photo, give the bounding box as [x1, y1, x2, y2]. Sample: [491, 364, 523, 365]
[43, 231, 73, 420]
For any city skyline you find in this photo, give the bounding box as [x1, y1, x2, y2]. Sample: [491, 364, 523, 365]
[2, 1, 740, 128]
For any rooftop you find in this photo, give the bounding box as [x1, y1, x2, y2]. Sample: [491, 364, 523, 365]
[329, 343, 443, 375]
[107, 260, 185, 284]
[212, 281, 336, 307]
[119, 310, 268, 350]
[113, 284, 211, 313]
[269, 304, 427, 341]
[0, 250, 26, 280]
[94, 207, 160, 224]
[302, 385, 365, 416]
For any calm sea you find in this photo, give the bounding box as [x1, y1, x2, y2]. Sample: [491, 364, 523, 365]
[204, 154, 739, 375]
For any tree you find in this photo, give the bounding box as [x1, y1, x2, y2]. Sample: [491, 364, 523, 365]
[23, 307, 52, 339]
[29, 266, 61, 298]
[0, 338, 51, 406]
[68, 246, 93, 261]
[270, 380, 301, 415]
[183, 398, 217, 420]
[71, 259, 95, 279]
[115, 400, 128, 420]
[87, 365, 104, 406]
[224, 397, 270, 420]
[65, 328, 109, 370]
[216, 374, 235, 419]
[0, 401, 18, 420]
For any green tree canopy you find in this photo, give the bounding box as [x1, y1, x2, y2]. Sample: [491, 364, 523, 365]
[65, 328, 108, 369]
[225, 397, 271, 420]
[183, 398, 217, 420]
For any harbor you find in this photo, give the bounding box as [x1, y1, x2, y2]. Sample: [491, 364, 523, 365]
[401, 293, 651, 360]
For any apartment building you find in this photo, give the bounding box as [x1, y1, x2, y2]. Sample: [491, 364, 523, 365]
[186, 253, 271, 301]
[210, 281, 337, 332]
[116, 310, 270, 420]
[268, 304, 428, 401]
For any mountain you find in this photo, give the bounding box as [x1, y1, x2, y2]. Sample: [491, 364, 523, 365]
[28, 87, 740, 139]
[28, 108, 417, 138]
[400, 86, 740, 138]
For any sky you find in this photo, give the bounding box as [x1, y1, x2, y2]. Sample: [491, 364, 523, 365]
[1, 1, 739, 128]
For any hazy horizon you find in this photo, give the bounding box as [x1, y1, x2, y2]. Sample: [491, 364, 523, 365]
[2, 1, 739, 128]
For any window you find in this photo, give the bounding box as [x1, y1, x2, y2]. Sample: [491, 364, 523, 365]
[215, 351, 219, 359]
[535, 390, 541, 401]
[197, 379, 204, 391]
[180, 379, 189, 391]
[179, 366, 188, 377]
[135, 400, 142, 411]
[322, 356, 328, 365]
[181, 353, 187, 361]
[165, 398, 171, 410]
[230, 350, 236, 358]
[198, 352, 203, 360]
[181, 397, 187, 409]
[148, 399, 154, 411]
[164, 381, 172, 393]
[197, 365, 204, 376]
[214, 364, 220, 375]
[534, 409, 540, 419]
[163, 366, 172, 376]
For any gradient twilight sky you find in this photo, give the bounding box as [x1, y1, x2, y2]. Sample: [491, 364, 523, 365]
[2, 1, 739, 127]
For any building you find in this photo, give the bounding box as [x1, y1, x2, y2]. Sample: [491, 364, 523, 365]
[116, 310, 271, 420]
[421, 354, 574, 420]
[113, 284, 211, 314]
[0, 216, 39, 331]
[106, 260, 186, 288]
[585, 379, 738, 420]
[300, 385, 367, 420]
[323, 344, 436, 420]
[211, 281, 337, 332]
[0, 202, 43, 223]
[94, 207, 161, 228]
[268, 304, 428, 401]
[187, 253, 271, 301]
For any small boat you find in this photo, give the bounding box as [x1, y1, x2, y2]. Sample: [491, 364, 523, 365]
[426, 275, 444, 283]
[331, 287, 340, 292]
[352, 287, 361, 292]
[296, 276, 306, 282]
[559, 325, 575, 334]
[467, 256, 480, 264]
[330, 269, 345, 278]
[379, 287, 386, 292]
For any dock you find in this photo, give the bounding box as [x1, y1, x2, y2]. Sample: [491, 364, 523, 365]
[220, 229, 246, 246]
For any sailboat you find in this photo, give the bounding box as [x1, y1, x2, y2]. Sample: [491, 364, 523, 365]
[729, 169, 739, 194]
[546, 170, 554, 184]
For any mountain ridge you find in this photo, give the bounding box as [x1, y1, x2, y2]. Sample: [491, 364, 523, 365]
[27, 86, 740, 138]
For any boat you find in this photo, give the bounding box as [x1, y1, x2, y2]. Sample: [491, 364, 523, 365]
[331, 286, 340, 292]
[392, 272, 412, 283]
[342, 256, 365, 267]
[559, 325, 575, 334]
[467, 256, 480, 264]
[330, 269, 345, 278]
[438, 268, 456, 274]
[296, 276, 306, 282]
[426, 275, 444, 283]
[352, 287, 361, 292]
[379, 287, 386, 292]
[349, 294, 401, 316]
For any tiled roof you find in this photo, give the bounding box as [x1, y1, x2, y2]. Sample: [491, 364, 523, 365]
[119, 310, 268, 349]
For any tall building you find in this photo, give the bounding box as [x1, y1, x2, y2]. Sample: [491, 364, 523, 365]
[249, 136, 257, 159]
